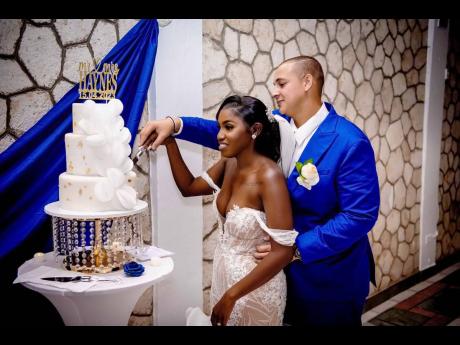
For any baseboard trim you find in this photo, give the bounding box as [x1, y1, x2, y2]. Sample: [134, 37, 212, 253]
[364, 251, 460, 312]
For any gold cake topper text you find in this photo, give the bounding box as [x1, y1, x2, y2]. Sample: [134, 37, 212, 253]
[78, 61, 119, 100]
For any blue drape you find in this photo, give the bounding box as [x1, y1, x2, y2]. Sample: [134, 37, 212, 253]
[0, 19, 159, 259]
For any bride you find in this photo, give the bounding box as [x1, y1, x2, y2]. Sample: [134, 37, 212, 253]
[162, 95, 297, 326]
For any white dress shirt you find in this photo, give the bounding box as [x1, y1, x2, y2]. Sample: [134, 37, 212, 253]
[172, 117, 184, 136]
[288, 103, 330, 174]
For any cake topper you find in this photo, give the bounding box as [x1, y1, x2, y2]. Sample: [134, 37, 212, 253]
[78, 61, 119, 100]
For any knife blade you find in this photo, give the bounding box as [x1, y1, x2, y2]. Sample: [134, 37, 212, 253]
[41, 276, 84, 282]
[132, 146, 147, 165]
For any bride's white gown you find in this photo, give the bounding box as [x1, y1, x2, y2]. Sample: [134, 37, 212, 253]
[201, 172, 298, 326]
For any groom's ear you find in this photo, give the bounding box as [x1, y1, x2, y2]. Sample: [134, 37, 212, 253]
[303, 73, 313, 92]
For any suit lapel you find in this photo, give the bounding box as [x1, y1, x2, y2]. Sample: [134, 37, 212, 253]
[272, 108, 290, 122]
[289, 103, 339, 178]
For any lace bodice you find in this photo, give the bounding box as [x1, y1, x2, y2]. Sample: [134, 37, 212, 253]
[201, 171, 298, 250]
[200, 171, 297, 326]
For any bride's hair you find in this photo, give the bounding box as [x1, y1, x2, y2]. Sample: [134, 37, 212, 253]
[216, 95, 281, 162]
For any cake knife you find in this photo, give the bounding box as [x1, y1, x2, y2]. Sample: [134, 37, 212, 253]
[133, 146, 148, 165]
[41, 276, 120, 282]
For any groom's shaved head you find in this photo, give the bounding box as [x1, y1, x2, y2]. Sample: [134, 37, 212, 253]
[280, 56, 324, 95]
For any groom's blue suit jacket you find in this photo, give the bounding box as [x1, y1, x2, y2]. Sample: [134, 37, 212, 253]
[177, 102, 380, 322]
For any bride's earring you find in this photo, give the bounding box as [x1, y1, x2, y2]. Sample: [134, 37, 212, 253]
[251, 133, 257, 140]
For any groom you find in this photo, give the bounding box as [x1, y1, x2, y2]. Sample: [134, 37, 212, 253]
[140, 56, 380, 326]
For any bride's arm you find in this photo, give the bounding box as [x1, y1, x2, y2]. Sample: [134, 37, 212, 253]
[165, 138, 226, 197]
[211, 166, 295, 326]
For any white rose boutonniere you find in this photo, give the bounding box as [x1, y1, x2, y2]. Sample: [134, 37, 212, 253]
[295, 159, 320, 190]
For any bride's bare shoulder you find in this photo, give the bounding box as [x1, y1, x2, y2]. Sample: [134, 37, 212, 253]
[257, 158, 284, 183]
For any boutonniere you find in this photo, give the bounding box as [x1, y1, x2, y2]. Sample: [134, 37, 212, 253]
[295, 159, 320, 190]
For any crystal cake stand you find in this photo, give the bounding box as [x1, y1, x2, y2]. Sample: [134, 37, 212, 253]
[44, 200, 148, 274]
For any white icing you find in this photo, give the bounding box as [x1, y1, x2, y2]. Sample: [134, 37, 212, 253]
[59, 172, 137, 212]
[61, 99, 138, 211]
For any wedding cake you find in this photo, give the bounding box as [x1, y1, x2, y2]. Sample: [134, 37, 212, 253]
[59, 99, 138, 212]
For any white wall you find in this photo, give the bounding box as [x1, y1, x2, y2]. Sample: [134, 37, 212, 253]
[147, 19, 203, 325]
[420, 19, 449, 270]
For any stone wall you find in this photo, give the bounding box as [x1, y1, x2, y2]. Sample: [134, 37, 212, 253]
[437, 22, 460, 260]
[0, 19, 153, 325]
[201, 19, 429, 312]
[2, 19, 457, 324]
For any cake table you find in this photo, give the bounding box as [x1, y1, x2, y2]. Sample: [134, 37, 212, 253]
[17, 250, 173, 325]
[20, 199, 174, 325]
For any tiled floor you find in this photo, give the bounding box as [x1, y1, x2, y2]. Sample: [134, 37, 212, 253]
[362, 262, 460, 326]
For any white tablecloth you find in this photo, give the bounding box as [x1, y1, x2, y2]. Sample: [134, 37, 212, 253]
[17, 249, 174, 325]
[14, 266, 100, 292]
[17, 247, 173, 295]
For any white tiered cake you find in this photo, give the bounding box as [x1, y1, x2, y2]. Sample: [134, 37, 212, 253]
[59, 99, 138, 212]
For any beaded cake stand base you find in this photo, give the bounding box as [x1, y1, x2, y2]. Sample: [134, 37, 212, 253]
[44, 200, 148, 274]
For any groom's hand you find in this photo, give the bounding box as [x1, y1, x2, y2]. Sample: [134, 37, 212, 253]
[253, 243, 271, 262]
[140, 117, 180, 151]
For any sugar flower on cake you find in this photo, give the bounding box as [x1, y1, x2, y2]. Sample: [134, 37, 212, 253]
[78, 99, 123, 137]
[94, 168, 137, 209]
[77, 99, 134, 176]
